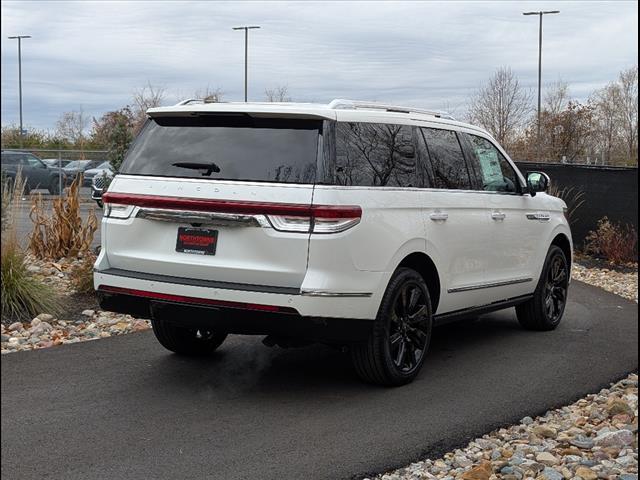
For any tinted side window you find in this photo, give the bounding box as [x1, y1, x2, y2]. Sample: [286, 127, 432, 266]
[465, 134, 519, 193]
[420, 128, 472, 190]
[1, 154, 21, 165]
[335, 122, 416, 187]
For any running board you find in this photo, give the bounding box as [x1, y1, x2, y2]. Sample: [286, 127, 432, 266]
[433, 294, 533, 326]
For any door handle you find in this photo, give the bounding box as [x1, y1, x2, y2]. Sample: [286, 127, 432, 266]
[491, 211, 506, 221]
[429, 211, 449, 221]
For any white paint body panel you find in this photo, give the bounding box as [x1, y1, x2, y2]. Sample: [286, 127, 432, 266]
[95, 102, 573, 322]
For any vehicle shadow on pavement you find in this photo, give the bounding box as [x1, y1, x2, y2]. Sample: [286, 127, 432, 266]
[142, 308, 525, 395]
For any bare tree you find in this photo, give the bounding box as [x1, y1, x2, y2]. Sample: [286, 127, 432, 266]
[56, 108, 89, 146]
[132, 82, 166, 129]
[194, 86, 224, 103]
[617, 66, 638, 164]
[590, 82, 620, 164]
[468, 67, 532, 148]
[544, 79, 570, 115]
[264, 85, 291, 102]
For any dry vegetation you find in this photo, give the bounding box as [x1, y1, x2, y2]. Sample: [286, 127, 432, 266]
[28, 175, 98, 260]
[1, 173, 61, 321]
[584, 217, 638, 265]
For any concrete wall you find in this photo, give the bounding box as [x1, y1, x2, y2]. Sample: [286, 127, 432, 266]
[515, 162, 638, 247]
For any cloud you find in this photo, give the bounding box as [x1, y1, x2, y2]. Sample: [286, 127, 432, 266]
[1, 0, 637, 131]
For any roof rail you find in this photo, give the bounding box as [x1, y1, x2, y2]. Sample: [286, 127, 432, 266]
[175, 98, 202, 106]
[328, 99, 455, 120]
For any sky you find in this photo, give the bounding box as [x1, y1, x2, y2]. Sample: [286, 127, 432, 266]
[1, 0, 638, 132]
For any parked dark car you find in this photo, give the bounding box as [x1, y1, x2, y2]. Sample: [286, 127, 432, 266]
[42, 158, 73, 168]
[62, 159, 104, 185]
[1, 150, 66, 194]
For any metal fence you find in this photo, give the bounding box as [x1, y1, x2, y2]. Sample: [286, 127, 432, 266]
[1, 148, 109, 198]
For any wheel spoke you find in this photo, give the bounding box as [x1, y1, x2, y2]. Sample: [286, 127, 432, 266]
[407, 287, 420, 311]
[407, 305, 427, 323]
[395, 340, 406, 367]
[389, 332, 403, 346]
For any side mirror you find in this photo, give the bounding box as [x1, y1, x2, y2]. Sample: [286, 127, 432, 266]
[526, 171, 550, 197]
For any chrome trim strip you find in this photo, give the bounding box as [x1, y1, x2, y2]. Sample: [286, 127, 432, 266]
[448, 277, 533, 293]
[300, 290, 373, 298]
[136, 208, 270, 228]
[526, 212, 551, 221]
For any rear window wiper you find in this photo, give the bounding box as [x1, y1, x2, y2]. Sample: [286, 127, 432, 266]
[172, 162, 221, 176]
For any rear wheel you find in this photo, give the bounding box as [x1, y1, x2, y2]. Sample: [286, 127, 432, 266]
[516, 245, 569, 331]
[151, 317, 227, 355]
[351, 268, 433, 386]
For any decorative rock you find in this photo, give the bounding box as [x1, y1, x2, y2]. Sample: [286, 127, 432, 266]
[533, 425, 558, 439]
[81, 309, 95, 317]
[593, 430, 634, 448]
[540, 467, 564, 480]
[606, 399, 633, 417]
[575, 467, 598, 480]
[521, 417, 534, 425]
[461, 461, 492, 480]
[570, 436, 595, 450]
[7, 322, 22, 331]
[30, 318, 42, 327]
[536, 452, 560, 466]
[35, 313, 54, 322]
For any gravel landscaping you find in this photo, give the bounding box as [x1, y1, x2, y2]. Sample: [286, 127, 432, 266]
[368, 373, 638, 480]
[1, 254, 150, 354]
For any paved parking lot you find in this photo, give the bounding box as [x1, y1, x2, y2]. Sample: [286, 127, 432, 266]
[1, 281, 637, 480]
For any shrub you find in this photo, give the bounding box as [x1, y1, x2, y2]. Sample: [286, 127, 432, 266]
[28, 175, 98, 260]
[69, 253, 97, 294]
[1, 176, 61, 321]
[584, 216, 638, 264]
[1, 241, 62, 320]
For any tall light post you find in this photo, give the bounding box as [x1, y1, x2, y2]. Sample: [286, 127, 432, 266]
[8, 35, 31, 143]
[523, 11, 559, 161]
[232, 26, 260, 102]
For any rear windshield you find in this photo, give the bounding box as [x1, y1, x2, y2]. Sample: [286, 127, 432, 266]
[120, 116, 322, 184]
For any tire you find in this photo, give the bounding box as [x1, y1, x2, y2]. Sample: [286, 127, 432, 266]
[151, 317, 227, 355]
[351, 268, 433, 386]
[516, 245, 569, 331]
[48, 178, 61, 195]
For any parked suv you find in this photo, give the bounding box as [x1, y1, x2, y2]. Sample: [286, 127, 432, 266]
[1, 150, 66, 194]
[94, 99, 572, 385]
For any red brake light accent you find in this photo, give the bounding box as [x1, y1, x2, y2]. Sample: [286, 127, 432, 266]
[102, 192, 361, 220]
[98, 285, 298, 314]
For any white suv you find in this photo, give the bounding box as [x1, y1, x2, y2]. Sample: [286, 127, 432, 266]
[94, 99, 572, 386]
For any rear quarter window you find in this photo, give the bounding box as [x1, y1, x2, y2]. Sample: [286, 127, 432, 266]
[333, 122, 417, 187]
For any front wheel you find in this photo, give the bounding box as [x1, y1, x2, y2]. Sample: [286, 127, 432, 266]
[351, 268, 433, 386]
[151, 317, 227, 355]
[516, 245, 569, 331]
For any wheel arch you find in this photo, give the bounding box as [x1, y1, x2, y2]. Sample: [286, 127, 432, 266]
[396, 252, 441, 314]
[551, 232, 572, 270]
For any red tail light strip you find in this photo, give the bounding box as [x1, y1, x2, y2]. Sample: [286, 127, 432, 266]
[102, 192, 361, 219]
[97, 285, 299, 314]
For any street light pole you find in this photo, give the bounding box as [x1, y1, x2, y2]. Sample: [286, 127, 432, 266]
[8, 35, 31, 145]
[232, 26, 260, 102]
[523, 11, 559, 162]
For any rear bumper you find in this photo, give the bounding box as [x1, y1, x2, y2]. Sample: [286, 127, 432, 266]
[94, 268, 379, 341]
[97, 290, 372, 342]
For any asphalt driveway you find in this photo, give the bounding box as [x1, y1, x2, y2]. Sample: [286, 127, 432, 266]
[1, 281, 637, 480]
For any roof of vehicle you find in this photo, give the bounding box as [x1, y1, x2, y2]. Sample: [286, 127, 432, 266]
[146, 99, 492, 137]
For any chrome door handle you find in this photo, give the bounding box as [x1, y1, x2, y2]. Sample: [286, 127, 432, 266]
[429, 211, 449, 221]
[491, 211, 506, 221]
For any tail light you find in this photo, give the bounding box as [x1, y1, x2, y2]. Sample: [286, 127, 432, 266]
[102, 192, 361, 233]
[267, 205, 361, 234]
